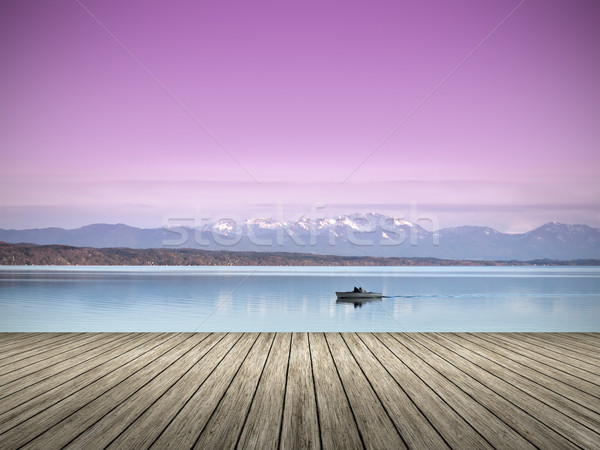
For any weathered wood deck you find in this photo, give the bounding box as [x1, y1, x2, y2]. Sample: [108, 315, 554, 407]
[0, 333, 598, 449]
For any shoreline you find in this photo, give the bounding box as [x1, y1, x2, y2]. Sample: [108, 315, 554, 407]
[1, 242, 598, 266]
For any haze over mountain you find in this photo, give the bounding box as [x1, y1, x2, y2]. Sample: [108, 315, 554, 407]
[1, 214, 599, 261]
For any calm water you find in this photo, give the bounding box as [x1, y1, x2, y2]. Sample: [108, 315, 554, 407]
[0, 266, 598, 332]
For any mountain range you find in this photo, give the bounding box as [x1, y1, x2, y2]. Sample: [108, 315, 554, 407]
[1, 213, 599, 261]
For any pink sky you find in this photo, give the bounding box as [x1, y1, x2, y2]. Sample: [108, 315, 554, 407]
[1, 0, 599, 232]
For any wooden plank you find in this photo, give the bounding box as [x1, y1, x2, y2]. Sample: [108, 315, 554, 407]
[0, 333, 128, 377]
[308, 333, 363, 450]
[465, 333, 600, 402]
[105, 333, 241, 449]
[440, 334, 600, 432]
[363, 333, 492, 449]
[401, 333, 576, 449]
[580, 333, 600, 341]
[485, 333, 599, 386]
[61, 333, 224, 449]
[543, 332, 600, 351]
[0, 333, 57, 354]
[0, 333, 89, 360]
[0, 333, 78, 362]
[490, 333, 600, 383]
[512, 333, 600, 371]
[343, 333, 449, 449]
[193, 333, 275, 449]
[477, 333, 600, 389]
[553, 333, 600, 346]
[0, 332, 597, 449]
[0, 333, 136, 403]
[0, 334, 129, 397]
[370, 333, 532, 450]
[0, 334, 18, 348]
[325, 333, 406, 450]
[543, 334, 600, 360]
[237, 333, 290, 450]
[0, 333, 43, 349]
[280, 332, 321, 450]
[532, 333, 600, 357]
[0, 333, 188, 449]
[0, 333, 130, 389]
[0, 333, 21, 343]
[150, 333, 259, 449]
[21, 333, 208, 449]
[0, 334, 157, 423]
[425, 333, 599, 448]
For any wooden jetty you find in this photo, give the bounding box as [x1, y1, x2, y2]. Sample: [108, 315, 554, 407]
[0, 332, 598, 449]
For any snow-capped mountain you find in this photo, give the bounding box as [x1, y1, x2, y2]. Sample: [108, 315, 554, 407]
[1, 215, 599, 261]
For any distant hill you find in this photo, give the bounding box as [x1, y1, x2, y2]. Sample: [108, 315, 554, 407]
[1, 242, 598, 266]
[1, 214, 599, 261]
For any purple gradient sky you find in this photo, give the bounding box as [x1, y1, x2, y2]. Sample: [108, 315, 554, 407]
[1, 0, 599, 232]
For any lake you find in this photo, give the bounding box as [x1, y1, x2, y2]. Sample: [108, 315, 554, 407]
[0, 266, 598, 332]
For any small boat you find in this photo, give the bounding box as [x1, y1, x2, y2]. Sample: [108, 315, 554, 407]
[336, 288, 382, 299]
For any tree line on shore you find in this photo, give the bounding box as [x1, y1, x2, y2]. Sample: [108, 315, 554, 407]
[1, 242, 597, 266]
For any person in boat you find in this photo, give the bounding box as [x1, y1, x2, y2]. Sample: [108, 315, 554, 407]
[353, 286, 359, 292]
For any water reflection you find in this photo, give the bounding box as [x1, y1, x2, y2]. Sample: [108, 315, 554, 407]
[336, 297, 382, 309]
